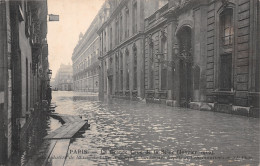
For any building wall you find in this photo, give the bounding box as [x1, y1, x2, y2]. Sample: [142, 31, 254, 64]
[96, 0, 259, 116]
[98, 0, 165, 100]
[143, 0, 259, 116]
[0, 0, 49, 164]
[19, 2, 32, 117]
[55, 64, 73, 91]
[72, 15, 100, 93]
[203, 0, 259, 116]
[0, 1, 12, 161]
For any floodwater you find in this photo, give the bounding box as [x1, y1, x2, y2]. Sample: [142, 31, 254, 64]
[53, 91, 259, 166]
[17, 91, 259, 166]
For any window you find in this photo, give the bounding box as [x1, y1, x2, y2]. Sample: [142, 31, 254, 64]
[220, 8, 233, 47]
[116, 54, 119, 91]
[120, 53, 123, 90]
[132, 2, 137, 34]
[26, 58, 28, 111]
[104, 31, 106, 52]
[109, 57, 113, 70]
[219, 54, 232, 90]
[120, 14, 123, 42]
[104, 61, 107, 91]
[125, 7, 129, 38]
[218, 8, 233, 91]
[149, 44, 154, 89]
[126, 50, 130, 90]
[133, 45, 137, 90]
[110, 27, 113, 49]
[116, 19, 119, 45]
[160, 38, 167, 90]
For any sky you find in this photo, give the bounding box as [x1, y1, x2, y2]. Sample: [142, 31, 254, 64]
[47, 0, 105, 78]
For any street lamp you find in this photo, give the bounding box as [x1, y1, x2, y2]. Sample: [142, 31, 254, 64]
[47, 69, 52, 81]
[173, 44, 179, 56]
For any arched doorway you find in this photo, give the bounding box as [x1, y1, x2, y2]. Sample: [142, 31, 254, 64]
[177, 26, 193, 107]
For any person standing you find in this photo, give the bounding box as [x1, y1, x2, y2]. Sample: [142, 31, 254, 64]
[46, 85, 52, 106]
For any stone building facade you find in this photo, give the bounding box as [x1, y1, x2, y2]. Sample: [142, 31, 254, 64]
[96, 0, 259, 117]
[54, 64, 73, 91]
[143, 0, 259, 117]
[98, 0, 167, 100]
[72, 16, 100, 93]
[0, 0, 49, 164]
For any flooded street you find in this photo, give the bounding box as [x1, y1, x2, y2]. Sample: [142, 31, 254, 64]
[41, 91, 259, 166]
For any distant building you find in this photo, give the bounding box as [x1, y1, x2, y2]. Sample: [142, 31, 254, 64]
[71, 12, 101, 92]
[55, 64, 73, 91]
[50, 78, 56, 89]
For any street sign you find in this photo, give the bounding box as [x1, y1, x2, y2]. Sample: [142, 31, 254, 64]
[49, 14, 59, 21]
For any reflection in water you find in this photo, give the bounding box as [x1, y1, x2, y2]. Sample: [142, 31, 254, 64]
[12, 112, 62, 166]
[53, 92, 259, 166]
[17, 91, 259, 166]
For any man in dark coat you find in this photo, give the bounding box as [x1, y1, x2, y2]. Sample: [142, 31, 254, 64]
[46, 85, 52, 106]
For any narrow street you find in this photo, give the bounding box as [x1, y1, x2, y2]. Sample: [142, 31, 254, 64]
[21, 91, 259, 166]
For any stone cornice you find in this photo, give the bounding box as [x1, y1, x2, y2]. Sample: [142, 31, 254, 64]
[97, 0, 128, 34]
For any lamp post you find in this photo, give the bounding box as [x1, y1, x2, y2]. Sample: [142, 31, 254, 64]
[47, 69, 52, 83]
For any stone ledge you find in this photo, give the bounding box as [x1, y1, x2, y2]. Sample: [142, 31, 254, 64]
[166, 100, 178, 107]
[200, 103, 214, 111]
[189, 102, 201, 110]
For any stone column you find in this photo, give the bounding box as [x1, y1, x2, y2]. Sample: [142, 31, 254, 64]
[166, 15, 178, 105]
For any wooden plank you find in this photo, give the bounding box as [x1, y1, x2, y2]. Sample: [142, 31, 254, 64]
[43, 140, 58, 165]
[64, 121, 87, 138]
[25, 140, 57, 166]
[44, 123, 72, 139]
[45, 113, 88, 139]
[46, 139, 70, 166]
[67, 116, 76, 122]
[60, 116, 70, 123]
[53, 122, 79, 139]
[50, 121, 87, 139]
[73, 116, 82, 121]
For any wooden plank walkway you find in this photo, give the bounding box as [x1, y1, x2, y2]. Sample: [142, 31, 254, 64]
[25, 140, 57, 166]
[25, 104, 90, 166]
[44, 114, 87, 139]
[46, 139, 70, 166]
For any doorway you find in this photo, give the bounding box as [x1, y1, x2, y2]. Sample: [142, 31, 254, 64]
[177, 26, 193, 107]
[108, 76, 113, 95]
